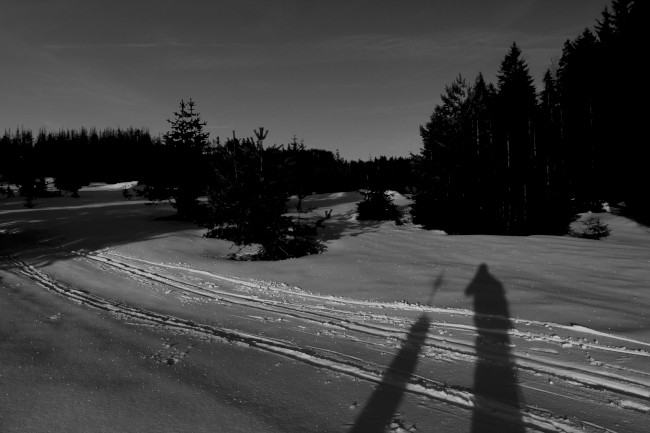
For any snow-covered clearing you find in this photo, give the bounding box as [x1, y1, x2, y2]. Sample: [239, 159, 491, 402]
[1, 185, 649, 432]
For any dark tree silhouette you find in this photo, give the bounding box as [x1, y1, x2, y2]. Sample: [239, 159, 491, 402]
[412, 43, 577, 235]
[51, 127, 92, 197]
[558, 0, 646, 222]
[0, 126, 158, 199]
[494, 42, 539, 234]
[205, 134, 322, 260]
[356, 189, 402, 222]
[412, 75, 472, 233]
[356, 155, 403, 222]
[139, 99, 211, 218]
[557, 29, 603, 212]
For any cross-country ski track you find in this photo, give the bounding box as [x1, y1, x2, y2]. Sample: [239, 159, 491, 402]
[3, 248, 649, 432]
[2, 188, 650, 432]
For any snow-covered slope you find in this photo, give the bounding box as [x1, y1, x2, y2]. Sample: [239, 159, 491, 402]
[1, 186, 649, 432]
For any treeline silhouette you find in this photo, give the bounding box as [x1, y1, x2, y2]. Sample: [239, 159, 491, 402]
[0, 116, 415, 259]
[558, 0, 644, 223]
[0, 127, 413, 200]
[0, 127, 159, 198]
[411, 0, 643, 234]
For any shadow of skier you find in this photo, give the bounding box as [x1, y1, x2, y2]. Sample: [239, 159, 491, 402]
[349, 276, 442, 433]
[465, 264, 525, 433]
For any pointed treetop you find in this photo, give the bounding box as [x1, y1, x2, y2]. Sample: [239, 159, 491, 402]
[472, 72, 492, 97]
[497, 42, 531, 87]
[254, 127, 269, 142]
[496, 42, 537, 108]
[595, 6, 615, 42]
[542, 68, 555, 85]
[163, 98, 210, 151]
[540, 68, 558, 109]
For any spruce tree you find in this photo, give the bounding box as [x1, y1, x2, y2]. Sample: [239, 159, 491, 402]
[355, 156, 402, 222]
[356, 189, 402, 222]
[205, 134, 321, 260]
[3, 128, 42, 202]
[284, 135, 312, 211]
[495, 42, 539, 233]
[466, 73, 499, 231]
[52, 128, 91, 197]
[557, 30, 604, 211]
[139, 99, 211, 218]
[595, 0, 645, 221]
[412, 75, 472, 233]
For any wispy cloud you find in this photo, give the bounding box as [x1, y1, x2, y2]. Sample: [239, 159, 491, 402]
[333, 100, 439, 116]
[164, 44, 273, 71]
[39, 26, 563, 76]
[314, 30, 565, 60]
[43, 41, 230, 50]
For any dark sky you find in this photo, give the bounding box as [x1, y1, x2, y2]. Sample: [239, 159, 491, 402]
[1, 0, 609, 159]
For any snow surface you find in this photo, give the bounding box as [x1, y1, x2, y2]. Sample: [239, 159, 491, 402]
[1, 185, 649, 432]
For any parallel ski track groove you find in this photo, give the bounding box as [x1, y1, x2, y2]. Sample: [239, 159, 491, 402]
[5, 253, 608, 433]
[79, 250, 650, 403]
[99, 251, 650, 351]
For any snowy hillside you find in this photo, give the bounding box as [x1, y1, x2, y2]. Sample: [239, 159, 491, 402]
[1, 186, 649, 432]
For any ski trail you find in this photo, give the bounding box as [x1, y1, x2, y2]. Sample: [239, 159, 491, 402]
[68, 250, 650, 407]
[84, 250, 650, 364]
[3, 254, 600, 433]
[96, 249, 650, 350]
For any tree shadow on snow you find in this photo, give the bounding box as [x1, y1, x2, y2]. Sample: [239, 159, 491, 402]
[288, 192, 391, 244]
[349, 276, 442, 433]
[318, 209, 387, 242]
[0, 192, 193, 267]
[465, 264, 525, 433]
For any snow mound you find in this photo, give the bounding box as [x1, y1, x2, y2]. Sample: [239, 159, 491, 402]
[81, 181, 138, 191]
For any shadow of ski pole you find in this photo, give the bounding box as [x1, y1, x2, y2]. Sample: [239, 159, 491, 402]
[349, 275, 442, 433]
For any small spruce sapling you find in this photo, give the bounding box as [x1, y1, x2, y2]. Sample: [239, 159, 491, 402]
[356, 189, 402, 222]
[573, 216, 611, 240]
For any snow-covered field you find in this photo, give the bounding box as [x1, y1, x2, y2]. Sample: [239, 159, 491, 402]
[1, 184, 649, 432]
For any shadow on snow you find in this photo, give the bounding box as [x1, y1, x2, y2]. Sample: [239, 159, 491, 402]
[0, 191, 190, 267]
[466, 264, 524, 433]
[349, 264, 524, 433]
[349, 275, 442, 433]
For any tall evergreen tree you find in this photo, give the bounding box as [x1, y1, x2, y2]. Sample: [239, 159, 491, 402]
[1, 128, 43, 201]
[466, 73, 499, 231]
[139, 99, 211, 217]
[205, 135, 321, 260]
[495, 42, 539, 233]
[539, 69, 563, 196]
[557, 30, 603, 210]
[412, 75, 472, 233]
[536, 69, 578, 233]
[593, 0, 645, 220]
